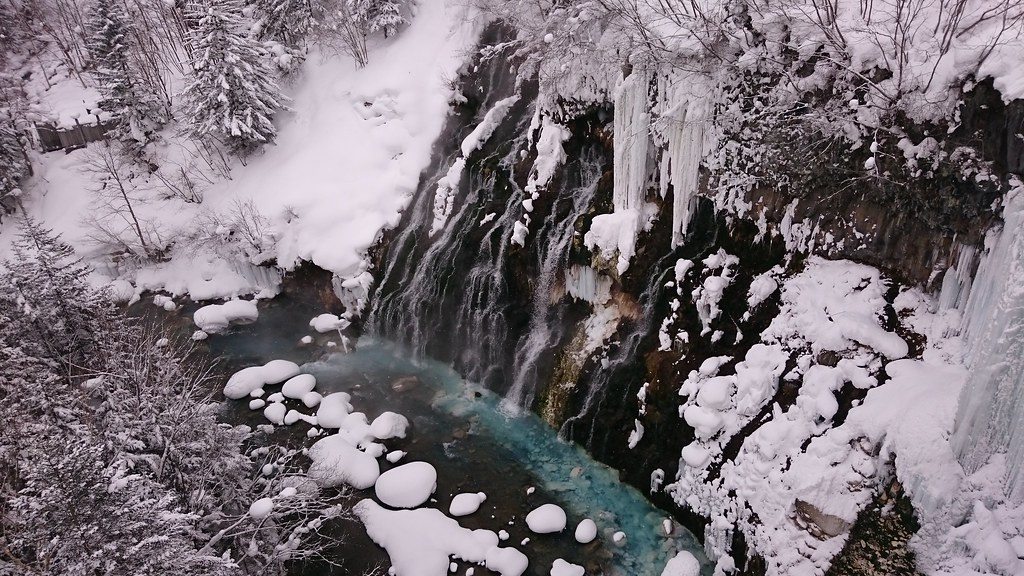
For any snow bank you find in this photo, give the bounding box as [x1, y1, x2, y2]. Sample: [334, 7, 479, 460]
[193, 299, 259, 333]
[763, 257, 907, 359]
[374, 462, 437, 508]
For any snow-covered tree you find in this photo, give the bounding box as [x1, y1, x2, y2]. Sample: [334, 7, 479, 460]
[3, 216, 108, 368]
[360, 0, 404, 37]
[180, 0, 284, 156]
[0, 116, 29, 217]
[313, 0, 408, 68]
[0, 227, 350, 576]
[254, 0, 315, 46]
[87, 0, 168, 150]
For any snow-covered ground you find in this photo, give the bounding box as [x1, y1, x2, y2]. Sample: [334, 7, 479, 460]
[3, 0, 482, 304]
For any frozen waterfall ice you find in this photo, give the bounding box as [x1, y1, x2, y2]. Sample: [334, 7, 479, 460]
[952, 179, 1024, 503]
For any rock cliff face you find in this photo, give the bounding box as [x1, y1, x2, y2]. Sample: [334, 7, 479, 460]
[365, 23, 1022, 575]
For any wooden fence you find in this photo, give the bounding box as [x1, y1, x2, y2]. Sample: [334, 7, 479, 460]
[35, 118, 115, 153]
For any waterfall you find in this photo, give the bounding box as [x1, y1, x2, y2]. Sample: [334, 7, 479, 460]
[367, 42, 615, 403]
[501, 155, 603, 410]
[952, 179, 1024, 503]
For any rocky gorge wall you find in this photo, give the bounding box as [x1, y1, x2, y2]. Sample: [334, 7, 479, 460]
[361, 24, 1024, 574]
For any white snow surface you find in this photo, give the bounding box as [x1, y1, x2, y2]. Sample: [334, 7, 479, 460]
[355, 499, 516, 576]
[281, 374, 317, 399]
[248, 497, 275, 520]
[574, 519, 597, 544]
[525, 503, 567, 534]
[308, 434, 381, 489]
[369, 411, 410, 440]
[374, 462, 437, 508]
[316, 392, 354, 428]
[549, 559, 585, 576]
[310, 313, 349, 333]
[660, 551, 700, 576]
[193, 299, 259, 333]
[5, 0, 483, 301]
[449, 492, 487, 517]
[223, 360, 301, 399]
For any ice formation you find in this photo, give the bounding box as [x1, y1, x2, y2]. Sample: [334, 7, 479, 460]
[953, 181, 1024, 503]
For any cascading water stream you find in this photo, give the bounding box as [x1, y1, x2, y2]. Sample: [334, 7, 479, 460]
[501, 153, 603, 412]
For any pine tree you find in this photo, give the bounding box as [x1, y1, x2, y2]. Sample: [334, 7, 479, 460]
[0, 115, 30, 214]
[86, 0, 168, 150]
[180, 0, 284, 156]
[3, 216, 107, 366]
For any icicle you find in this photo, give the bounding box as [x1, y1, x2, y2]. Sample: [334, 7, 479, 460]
[665, 96, 709, 247]
[952, 179, 1024, 503]
[612, 70, 651, 213]
[937, 245, 976, 311]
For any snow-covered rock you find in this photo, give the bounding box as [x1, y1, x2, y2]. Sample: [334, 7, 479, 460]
[374, 462, 437, 509]
[317, 392, 354, 428]
[193, 299, 259, 333]
[550, 559, 585, 576]
[574, 519, 597, 543]
[370, 411, 410, 440]
[282, 373, 317, 399]
[449, 492, 487, 517]
[660, 551, 700, 576]
[526, 504, 567, 534]
[308, 435, 380, 489]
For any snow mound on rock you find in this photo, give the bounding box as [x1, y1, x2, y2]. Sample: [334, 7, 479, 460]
[449, 492, 487, 517]
[223, 360, 301, 399]
[526, 503, 567, 534]
[193, 299, 259, 333]
[375, 462, 437, 509]
[308, 434, 380, 489]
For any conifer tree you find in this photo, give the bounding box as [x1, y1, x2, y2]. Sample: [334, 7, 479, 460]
[87, 0, 168, 150]
[4, 216, 106, 366]
[0, 116, 30, 213]
[180, 0, 283, 156]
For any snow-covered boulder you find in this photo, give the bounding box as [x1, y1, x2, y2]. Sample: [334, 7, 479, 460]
[370, 411, 410, 440]
[551, 559, 585, 576]
[526, 504, 567, 534]
[449, 492, 487, 517]
[194, 299, 259, 333]
[317, 392, 354, 428]
[308, 435, 380, 489]
[374, 462, 437, 508]
[574, 519, 597, 543]
[282, 373, 317, 399]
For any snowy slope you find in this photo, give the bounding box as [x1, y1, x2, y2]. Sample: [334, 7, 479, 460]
[4, 0, 482, 301]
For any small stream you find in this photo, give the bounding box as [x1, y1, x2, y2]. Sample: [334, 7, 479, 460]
[165, 296, 710, 576]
